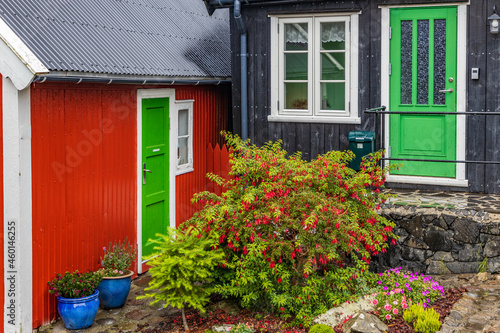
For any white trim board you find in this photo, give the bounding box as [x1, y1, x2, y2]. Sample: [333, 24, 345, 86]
[174, 100, 195, 176]
[136, 89, 177, 273]
[0, 17, 48, 90]
[380, 4, 468, 187]
[3, 77, 32, 332]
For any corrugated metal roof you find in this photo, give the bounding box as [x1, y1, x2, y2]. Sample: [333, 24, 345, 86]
[0, 0, 231, 78]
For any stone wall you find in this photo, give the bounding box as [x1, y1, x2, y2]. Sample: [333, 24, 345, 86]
[371, 207, 500, 274]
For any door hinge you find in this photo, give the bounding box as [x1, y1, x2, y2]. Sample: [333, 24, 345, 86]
[349, 21, 351, 32]
[389, 27, 392, 39]
[389, 63, 392, 76]
[277, 23, 279, 34]
[388, 146, 391, 158]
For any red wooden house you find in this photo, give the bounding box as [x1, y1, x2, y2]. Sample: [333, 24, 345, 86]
[0, 0, 231, 330]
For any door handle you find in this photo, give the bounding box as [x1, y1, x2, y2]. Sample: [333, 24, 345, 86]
[439, 88, 453, 93]
[143, 163, 152, 185]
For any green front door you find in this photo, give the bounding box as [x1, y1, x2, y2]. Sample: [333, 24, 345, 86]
[142, 98, 170, 258]
[389, 7, 457, 177]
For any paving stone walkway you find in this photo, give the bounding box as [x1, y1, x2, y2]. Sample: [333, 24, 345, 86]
[37, 273, 180, 333]
[434, 273, 500, 333]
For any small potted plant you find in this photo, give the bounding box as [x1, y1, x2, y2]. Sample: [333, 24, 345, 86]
[97, 239, 137, 309]
[48, 270, 102, 330]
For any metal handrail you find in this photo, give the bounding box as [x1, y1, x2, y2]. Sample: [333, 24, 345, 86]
[366, 110, 500, 115]
[365, 106, 500, 165]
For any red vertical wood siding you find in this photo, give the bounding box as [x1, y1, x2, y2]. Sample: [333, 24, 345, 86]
[31, 83, 137, 327]
[31, 82, 230, 327]
[0, 74, 4, 330]
[174, 85, 230, 226]
[206, 144, 231, 196]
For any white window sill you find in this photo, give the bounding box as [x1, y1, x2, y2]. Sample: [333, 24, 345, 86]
[176, 167, 194, 176]
[268, 115, 361, 124]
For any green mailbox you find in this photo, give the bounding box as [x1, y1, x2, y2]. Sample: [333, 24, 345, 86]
[348, 131, 375, 171]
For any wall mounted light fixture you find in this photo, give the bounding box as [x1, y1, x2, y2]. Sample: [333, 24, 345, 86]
[488, 5, 500, 34]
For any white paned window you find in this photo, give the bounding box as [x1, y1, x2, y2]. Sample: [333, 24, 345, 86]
[269, 13, 360, 124]
[175, 100, 194, 175]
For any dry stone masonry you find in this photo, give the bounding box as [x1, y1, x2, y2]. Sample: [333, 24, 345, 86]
[372, 204, 500, 275]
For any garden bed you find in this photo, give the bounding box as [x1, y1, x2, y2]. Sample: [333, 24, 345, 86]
[137, 287, 466, 333]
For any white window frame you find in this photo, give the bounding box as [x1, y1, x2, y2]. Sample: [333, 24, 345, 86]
[174, 100, 194, 175]
[269, 13, 360, 124]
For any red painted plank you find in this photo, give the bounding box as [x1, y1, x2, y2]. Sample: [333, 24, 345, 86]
[214, 144, 222, 195]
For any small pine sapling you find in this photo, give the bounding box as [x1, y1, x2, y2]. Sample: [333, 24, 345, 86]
[138, 227, 224, 331]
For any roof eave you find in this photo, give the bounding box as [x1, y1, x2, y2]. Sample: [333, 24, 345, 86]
[0, 17, 48, 90]
[205, 0, 321, 11]
[35, 72, 231, 85]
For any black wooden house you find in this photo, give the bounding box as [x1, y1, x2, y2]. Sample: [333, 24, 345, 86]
[204, 0, 500, 194]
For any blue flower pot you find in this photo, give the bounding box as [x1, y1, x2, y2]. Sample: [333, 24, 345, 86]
[57, 290, 99, 330]
[97, 270, 133, 309]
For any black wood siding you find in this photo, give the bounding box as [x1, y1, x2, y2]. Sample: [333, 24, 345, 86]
[227, 0, 499, 194]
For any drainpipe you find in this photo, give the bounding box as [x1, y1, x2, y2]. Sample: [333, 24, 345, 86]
[233, 0, 248, 140]
[206, 0, 248, 140]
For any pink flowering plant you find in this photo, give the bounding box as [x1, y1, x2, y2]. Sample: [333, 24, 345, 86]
[48, 270, 102, 298]
[371, 267, 444, 322]
[100, 239, 137, 277]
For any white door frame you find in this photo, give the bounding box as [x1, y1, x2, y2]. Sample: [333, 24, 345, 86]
[136, 89, 177, 273]
[380, 3, 468, 187]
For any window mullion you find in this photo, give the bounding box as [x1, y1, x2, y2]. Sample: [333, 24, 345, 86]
[306, 18, 313, 116]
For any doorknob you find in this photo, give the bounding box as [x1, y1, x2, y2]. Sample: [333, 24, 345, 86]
[143, 163, 152, 185]
[439, 88, 454, 93]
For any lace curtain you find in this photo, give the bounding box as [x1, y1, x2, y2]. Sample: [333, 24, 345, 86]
[285, 22, 345, 44]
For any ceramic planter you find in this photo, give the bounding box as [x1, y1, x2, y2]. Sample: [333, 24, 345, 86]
[57, 290, 99, 330]
[97, 270, 133, 309]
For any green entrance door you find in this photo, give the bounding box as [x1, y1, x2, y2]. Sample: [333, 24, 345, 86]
[389, 7, 457, 177]
[142, 98, 170, 258]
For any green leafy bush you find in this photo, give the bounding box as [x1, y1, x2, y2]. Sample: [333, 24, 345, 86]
[48, 270, 102, 298]
[403, 302, 441, 333]
[372, 268, 444, 322]
[185, 133, 395, 325]
[138, 227, 225, 331]
[308, 323, 335, 333]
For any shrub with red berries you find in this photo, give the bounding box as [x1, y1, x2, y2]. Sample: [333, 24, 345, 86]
[185, 132, 396, 325]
